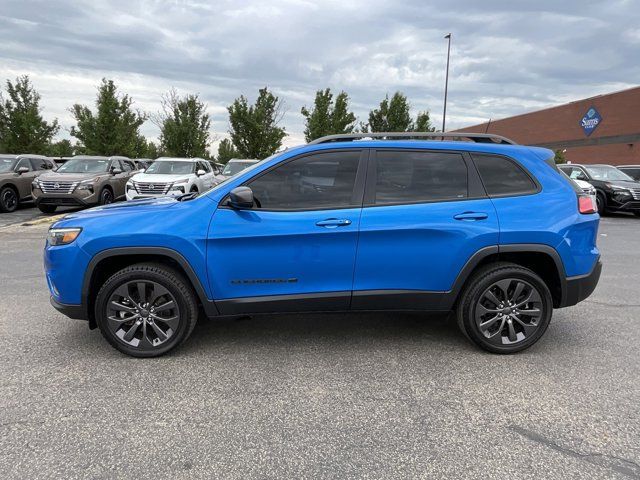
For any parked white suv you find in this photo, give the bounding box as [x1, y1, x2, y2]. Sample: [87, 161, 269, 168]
[126, 157, 219, 201]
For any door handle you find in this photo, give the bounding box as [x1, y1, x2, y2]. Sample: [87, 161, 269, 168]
[316, 218, 352, 228]
[453, 212, 488, 221]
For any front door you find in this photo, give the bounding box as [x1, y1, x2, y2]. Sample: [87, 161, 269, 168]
[207, 149, 367, 314]
[352, 149, 499, 310]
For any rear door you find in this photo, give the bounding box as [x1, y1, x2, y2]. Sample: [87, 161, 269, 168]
[352, 148, 499, 309]
[207, 149, 367, 314]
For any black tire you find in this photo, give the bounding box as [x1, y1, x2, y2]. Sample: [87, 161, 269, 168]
[38, 204, 57, 214]
[99, 187, 114, 205]
[190, 185, 199, 193]
[633, 212, 640, 217]
[596, 191, 606, 215]
[95, 263, 198, 358]
[0, 186, 19, 213]
[456, 262, 553, 354]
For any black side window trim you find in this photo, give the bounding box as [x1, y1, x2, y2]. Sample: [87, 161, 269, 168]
[363, 148, 487, 208]
[220, 148, 369, 212]
[470, 152, 541, 199]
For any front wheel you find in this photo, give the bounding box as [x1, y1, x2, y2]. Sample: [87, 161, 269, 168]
[99, 188, 114, 205]
[456, 262, 552, 354]
[95, 263, 198, 357]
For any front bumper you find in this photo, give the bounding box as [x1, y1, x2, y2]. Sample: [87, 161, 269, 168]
[33, 189, 99, 207]
[560, 258, 602, 308]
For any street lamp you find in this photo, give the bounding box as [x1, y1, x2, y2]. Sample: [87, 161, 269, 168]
[442, 33, 452, 132]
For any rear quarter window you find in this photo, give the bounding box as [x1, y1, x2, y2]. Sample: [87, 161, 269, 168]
[472, 154, 538, 197]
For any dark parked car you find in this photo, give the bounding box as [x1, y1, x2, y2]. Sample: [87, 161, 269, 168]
[558, 163, 640, 216]
[0, 154, 56, 212]
[617, 165, 640, 181]
[32, 155, 137, 213]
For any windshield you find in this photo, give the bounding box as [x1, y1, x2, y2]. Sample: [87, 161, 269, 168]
[584, 165, 634, 181]
[0, 158, 17, 173]
[57, 158, 110, 173]
[223, 161, 256, 176]
[145, 161, 194, 175]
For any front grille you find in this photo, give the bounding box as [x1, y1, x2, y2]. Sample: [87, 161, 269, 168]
[39, 181, 78, 194]
[629, 187, 640, 200]
[133, 182, 171, 195]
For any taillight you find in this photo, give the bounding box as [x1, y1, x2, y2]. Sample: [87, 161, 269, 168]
[578, 194, 597, 214]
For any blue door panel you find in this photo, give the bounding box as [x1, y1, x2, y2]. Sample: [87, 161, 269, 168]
[353, 199, 499, 292]
[207, 207, 361, 299]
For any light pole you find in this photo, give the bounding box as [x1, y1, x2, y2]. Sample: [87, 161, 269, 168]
[442, 33, 452, 132]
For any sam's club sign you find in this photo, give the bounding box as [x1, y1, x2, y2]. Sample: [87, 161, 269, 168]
[580, 106, 602, 136]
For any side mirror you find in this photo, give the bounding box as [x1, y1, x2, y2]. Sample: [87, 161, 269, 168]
[111, 167, 123, 175]
[16, 166, 29, 174]
[196, 169, 206, 177]
[228, 186, 254, 209]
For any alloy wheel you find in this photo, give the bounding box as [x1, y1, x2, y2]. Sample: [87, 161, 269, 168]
[2, 189, 17, 211]
[474, 278, 543, 346]
[106, 280, 180, 349]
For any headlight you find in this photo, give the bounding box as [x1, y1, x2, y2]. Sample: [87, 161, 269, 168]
[47, 227, 82, 246]
[32, 180, 40, 189]
[76, 180, 94, 192]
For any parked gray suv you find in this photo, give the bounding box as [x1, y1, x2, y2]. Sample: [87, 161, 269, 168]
[0, 154, 57, 212]
[32, 155, 136, 213]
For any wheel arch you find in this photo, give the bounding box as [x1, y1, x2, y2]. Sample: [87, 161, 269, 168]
[451, 244, 566, 309]
[82, 247, 217, 328]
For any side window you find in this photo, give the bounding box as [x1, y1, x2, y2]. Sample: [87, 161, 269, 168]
[472, 154, 538, 196]
[561, 166, 587, 181]
[373, 150, 467, 205]
[30, 158, 48, 170]
[15, 158, 32, 171]
[120, 160, 131, 172]
[247, 151, 361, 210]
[111, 160, 122, 171]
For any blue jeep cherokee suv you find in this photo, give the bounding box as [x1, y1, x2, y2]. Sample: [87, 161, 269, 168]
[44, 133, 601, 357]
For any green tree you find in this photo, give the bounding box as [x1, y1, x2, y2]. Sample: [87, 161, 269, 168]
[217, 138, 238, 164]
[414, 110, 436, 132]
[227, 87, 286, 159]
[0, 75, 59, 154]
[554, 149, 567, 164]
[301, 88, 356, 142]
[70, 78, 146, 156]
[47, 139, 74, 157]
[365, 92, 413, 132]
[155, 89, 211, 158]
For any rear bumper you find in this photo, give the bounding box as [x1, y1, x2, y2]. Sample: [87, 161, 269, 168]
[560, 258, 602, 308]
[50, 296, 87, 320]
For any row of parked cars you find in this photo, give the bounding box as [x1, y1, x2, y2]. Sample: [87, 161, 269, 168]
[558, 163, 640, 216]
[0, 154, 258, 213]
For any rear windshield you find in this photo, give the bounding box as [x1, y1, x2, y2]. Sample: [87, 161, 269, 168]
[145, 161, 194, 175]
[57, 158, 110, 173]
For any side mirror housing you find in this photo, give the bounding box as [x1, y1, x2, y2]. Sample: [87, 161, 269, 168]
[111, 167, 123, 175]
[196, 169, 206, 177]
[228, 186, 254, 209]
[16, 166, 29, 174]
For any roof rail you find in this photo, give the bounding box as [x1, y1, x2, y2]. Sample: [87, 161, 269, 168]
[308, 132, 517, 145]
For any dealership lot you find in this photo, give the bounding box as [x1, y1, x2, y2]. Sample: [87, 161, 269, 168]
[0, 215, 638, 479]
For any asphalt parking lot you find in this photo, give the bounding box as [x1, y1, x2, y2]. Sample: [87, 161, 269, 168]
[0, 212, 638, 479]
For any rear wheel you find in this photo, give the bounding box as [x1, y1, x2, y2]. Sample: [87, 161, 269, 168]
[0, 186, 18, 212]
[456, 262, 552, 354]
[95, 263, 198, 357]
[38, 204, 57, 214]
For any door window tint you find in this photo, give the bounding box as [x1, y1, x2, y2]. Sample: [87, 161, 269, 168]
[121, 160, 134, 172]
[30, 158, 49, 170]
[560, 166, 588, 181]
[374, 151, 467, 205]
[472, 154, 538, 196]
[15, 158, 32, 171]
[248, 151, 361, 210]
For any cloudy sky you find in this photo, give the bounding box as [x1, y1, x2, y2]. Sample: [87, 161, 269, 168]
[1, 0, 639, 151]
